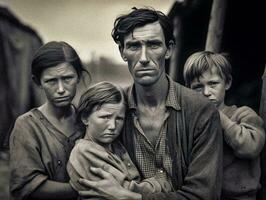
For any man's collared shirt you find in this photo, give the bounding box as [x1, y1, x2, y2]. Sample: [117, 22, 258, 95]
[126, 76, 180, 189]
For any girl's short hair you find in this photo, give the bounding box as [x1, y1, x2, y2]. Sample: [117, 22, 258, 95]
[183, 51, 232, 87]
[76, 81, 125, 127]
[31, 41, 87, 84]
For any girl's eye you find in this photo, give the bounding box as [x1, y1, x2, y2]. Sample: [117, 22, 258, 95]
[64, 77, 73, 82]
[101, 115, 110, 120]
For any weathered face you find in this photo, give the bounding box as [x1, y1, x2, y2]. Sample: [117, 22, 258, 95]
[190, 66, 231, 109]
[82, 103, 125, 145]
[39, 62, 79, 107]
[120, 21, 172, 86]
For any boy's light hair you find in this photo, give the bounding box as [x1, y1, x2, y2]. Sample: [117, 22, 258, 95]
[183, 51, 232, 87]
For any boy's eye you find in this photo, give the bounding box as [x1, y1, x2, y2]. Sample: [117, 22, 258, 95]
[209, 81, 219, 87]
[191, 84, 203, 91]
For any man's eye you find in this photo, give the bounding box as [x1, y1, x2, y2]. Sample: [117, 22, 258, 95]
[148, 43, 160, 49]
[116, 117, 124, 121]
[127, 44, 141, 51]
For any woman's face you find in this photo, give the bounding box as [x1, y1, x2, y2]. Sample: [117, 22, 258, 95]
[40, 62, 79, 108]
[82, 103, 125, 145]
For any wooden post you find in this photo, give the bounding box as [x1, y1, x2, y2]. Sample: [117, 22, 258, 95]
[205, 0, 227, 52]
[169, 16, 182, 81]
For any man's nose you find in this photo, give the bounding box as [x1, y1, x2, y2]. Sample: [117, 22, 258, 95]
[57, 80, 65, 94]
[139, 46, 149, 65]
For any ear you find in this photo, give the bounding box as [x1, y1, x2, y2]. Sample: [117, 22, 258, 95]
[81, 112, 89, 126]
[225, 75, 232, 90]
[165, 40, 174, 59]
[119, 45, 127, 62]
[32, 75, 42, 88]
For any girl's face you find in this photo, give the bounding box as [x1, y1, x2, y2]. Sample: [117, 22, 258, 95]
[82, 103, 125, 145]
[39, 62, 79, 108]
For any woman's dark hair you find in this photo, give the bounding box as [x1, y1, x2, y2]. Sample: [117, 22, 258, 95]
[76, 81, 125, 128]
[112, 7, 175, 48]
[31, 41, 88, 84]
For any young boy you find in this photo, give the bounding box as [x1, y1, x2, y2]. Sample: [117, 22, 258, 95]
[183, 51, 265, 200]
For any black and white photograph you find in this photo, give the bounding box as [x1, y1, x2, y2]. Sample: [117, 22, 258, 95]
[0, 0, 265, 199]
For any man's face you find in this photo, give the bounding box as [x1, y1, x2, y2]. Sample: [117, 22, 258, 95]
[120, 21, 172, 86]
[39, 62, 79, 108]
[190, 66, 231, 109]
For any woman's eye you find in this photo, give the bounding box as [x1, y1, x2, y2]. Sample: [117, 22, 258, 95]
[45, 79, 56, 84]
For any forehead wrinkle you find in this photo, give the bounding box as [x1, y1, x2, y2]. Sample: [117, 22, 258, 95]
[130, 21, 164, 41]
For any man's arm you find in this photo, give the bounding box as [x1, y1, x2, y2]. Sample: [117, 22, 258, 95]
[79, 167, 142, 200]
[219, 106, 265, 158]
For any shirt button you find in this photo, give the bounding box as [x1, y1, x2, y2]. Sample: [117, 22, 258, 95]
[127, 163, 131, 167]
[57, 160, 62, 166]
[158, 169, 164, 173]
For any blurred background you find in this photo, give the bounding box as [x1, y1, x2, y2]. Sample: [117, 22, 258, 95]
[0, 0, 265, 199]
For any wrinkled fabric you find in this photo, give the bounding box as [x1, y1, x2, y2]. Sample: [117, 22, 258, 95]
[9, 108, 83, 200]
[0, 7, 43, 149]
[67, 139, 166, 194]
[221, 105, 265, 200]
[121, 76, 223, 200]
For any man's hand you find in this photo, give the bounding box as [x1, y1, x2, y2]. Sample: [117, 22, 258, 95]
[78, 167, 142, 200]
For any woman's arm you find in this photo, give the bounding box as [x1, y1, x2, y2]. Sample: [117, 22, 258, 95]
[30, 181, 77, 200]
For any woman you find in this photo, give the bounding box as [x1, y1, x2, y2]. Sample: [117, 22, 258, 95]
[9, 41, 88, 200]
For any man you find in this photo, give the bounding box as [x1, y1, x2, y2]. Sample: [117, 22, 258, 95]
[79, 8, 223, 200]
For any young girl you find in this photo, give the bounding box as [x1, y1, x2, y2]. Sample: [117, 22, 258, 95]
[9, 41, 89, 200]
[67, 82, 171, 197]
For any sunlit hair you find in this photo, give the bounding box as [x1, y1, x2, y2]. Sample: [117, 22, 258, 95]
[183, 51, 232, 87]
[31, 41, 89, 85]
[112, 7, 175, 48]
[76, 81, 125, 128]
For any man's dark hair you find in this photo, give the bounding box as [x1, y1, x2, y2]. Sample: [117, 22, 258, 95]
[112, 7, 175, 48]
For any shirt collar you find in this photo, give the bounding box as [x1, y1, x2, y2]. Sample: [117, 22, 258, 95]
[127, 75, 181, 111]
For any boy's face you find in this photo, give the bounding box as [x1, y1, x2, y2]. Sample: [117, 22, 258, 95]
[190, 66, 231, 109]
[82, 103, 125, 145]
